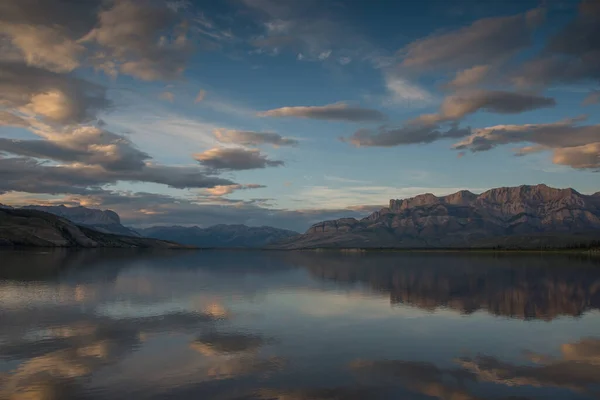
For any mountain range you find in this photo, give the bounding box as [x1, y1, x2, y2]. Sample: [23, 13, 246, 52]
[22, 205, 141, 237]
[0, 205, 299, 248]
[2, 184, 600, 249]
[273, 184, 600, 249]
[139, 225, 299, 248]
[0, 208, 189, 248]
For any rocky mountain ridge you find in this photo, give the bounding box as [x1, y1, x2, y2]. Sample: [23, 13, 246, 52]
[21, 205, 140, 237]
[139, 224, 299, 248]
[274, 184, 600, 249]
[0, 209, 190, 248]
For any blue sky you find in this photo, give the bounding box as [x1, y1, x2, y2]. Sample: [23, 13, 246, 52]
[0, 0, 599, 230]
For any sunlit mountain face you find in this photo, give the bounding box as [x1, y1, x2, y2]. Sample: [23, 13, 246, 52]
[1, 0, 599, 232]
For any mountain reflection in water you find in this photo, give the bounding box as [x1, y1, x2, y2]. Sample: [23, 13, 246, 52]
[1, 249, 599, 400]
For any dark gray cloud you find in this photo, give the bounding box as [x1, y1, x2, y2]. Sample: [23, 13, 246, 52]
[0, 0, 102, 72]
[0, 156, 236, 196]
[82, 0, 191, 80]
[0, 126, 150, 171]
[345, 123, 472, 147]
[453, 117, 600, 170]
[399, 8, 544, 72]
[0, 0, 193, 80]
[195, 147, 284, 170]
[253, 387, 380, 400]
[0, 156, 109, 195]
[122, 164, 236, 188]
[437, 90, 555, 120]
[0, 61, 111, 124]
[514, 2, 600, 87]
[0, 138, 90, 163]
[345, 90, 554, 148]
[214, 129, 298, 147]
[258, 103, 387, 122]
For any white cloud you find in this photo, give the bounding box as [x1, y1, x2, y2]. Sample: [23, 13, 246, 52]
[384, 76, 434, 107]
[195, 89, 207, 103]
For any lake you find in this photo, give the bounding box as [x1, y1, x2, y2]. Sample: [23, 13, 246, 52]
[1, 250, 600, 399]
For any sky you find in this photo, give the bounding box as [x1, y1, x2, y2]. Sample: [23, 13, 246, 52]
[0, 0, 599, 231]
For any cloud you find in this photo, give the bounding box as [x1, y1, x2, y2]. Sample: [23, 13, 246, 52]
[446, 65, 491, 89]
[81, 0, 191, 80]
[241, 0, 381, 64]
[323, 175, 367, 184]
[436, 90, 555, 121]
[195, 89, 207, 103]
[160, 91, 175, 102]
[0, 111, 29, 127]
[583, 91, 600, 106]
[0, 155, 236, 196]
[195, 147, 284, 170]
[453, 116, 600, 170]
[1, 0, 195, 81]
[317, 49, 331, 60]
[204, 184, 266, 196]
[346, 90, 553, 148]
[552, 143, 600, 169]
[400, 8, 544, 71]
[0, 0, 101, 73]
[0, 61, 111, 125]
[0, 121, 156, 171]
[384, 75, 434, 106]
[513, 3, 600, 87]
[258, 103, 386, 122]
[0, 156, 111, 195]
[214, 129, 298, 147]
[254, 387, 379, 400]
[0, 24, 84, 73]
[345, 122, 471, 147]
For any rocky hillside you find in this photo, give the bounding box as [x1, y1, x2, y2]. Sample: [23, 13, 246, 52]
[22, 205, 140, 237]
[273, 184, 600, 249]
[0, 209, 190, 248]
[139, 224, 299, 248]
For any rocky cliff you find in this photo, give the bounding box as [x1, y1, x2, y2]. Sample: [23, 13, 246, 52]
[0, 209, 190, 248]
[273, 184, 600, 249]
[22, 205, 140, 237]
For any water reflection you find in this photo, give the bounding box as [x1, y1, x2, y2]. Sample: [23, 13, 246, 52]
[0, 249, 599, 399]
[288, 252, 600, 320]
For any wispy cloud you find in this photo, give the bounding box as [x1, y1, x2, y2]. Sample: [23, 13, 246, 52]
[296, 185, 486, 209]
[258, 103, 386, 122]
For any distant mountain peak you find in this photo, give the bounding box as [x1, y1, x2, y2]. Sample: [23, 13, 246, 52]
[23, 204, 121, 225]
[19, 205, 140, 237]
[275, 184, 600, 249]
[140, 224, 299, 248]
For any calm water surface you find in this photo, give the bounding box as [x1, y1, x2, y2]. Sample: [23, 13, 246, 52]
[1, 250, 600, 399]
